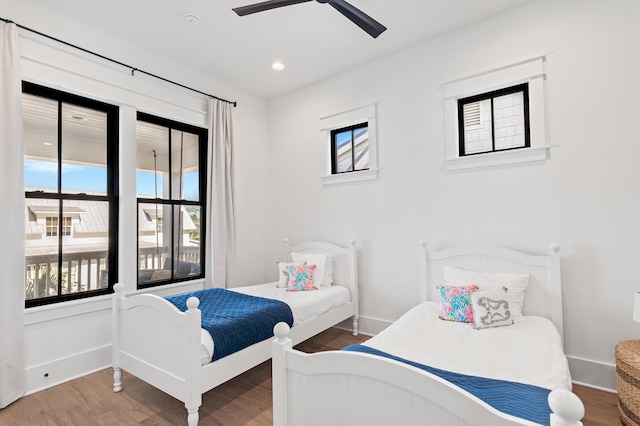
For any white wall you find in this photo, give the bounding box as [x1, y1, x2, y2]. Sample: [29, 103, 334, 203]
[265, 0, 640, 391]
[3, 0, 270, 394]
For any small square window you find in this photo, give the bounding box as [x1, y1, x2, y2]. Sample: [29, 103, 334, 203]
[330, 123, 369, 174]
[457, 83, 530, 157]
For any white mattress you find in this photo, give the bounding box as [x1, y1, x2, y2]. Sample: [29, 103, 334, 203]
[199, 283, 351, 365]
[362, 301, 572, 391]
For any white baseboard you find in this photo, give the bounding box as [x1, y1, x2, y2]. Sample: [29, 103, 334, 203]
[25, 344, 111, 396]
[24, 320, 615, 397]
[334, 315, 392, 337]
[568, 355, 617, 393]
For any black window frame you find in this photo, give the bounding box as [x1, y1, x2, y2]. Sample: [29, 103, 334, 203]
[457, 83, 530, 157]
[330, 122, 369, 175]
[23, 81, 119, 308]
[136, 112, 207, 289]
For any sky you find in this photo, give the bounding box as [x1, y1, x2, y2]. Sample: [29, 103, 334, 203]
[24, 159, 199, 200]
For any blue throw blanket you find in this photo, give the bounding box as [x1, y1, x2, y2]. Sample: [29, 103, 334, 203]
[343, 344, 551, 426]
[166, 288, 294, 361]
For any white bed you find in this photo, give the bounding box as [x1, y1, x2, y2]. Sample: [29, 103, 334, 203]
[271, 242, 585, 426]
[112, 239, 358, 426]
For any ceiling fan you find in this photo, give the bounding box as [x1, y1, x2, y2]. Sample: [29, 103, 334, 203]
[232, 0, 387, 39]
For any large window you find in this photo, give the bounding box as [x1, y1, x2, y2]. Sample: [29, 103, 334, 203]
[330, 122, 369, 174]
[457, 83, 530, 156]
[136, 113, 206, 288]
[23, 82, 119, 307]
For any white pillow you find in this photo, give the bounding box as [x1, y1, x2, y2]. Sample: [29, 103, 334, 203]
[443, 266, 529, 321]
[471, 288, 514, 329]
[290, 252, 327, 289]
[277, 261, 304, 288]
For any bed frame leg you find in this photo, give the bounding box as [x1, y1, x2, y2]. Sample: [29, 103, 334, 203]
[113, 367, 122, 393]
[186, 407, 199, 426]
[352, 317, 359, 336]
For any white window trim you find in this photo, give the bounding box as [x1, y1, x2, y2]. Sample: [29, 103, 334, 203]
[442, 56, 548, 172]
[319, 102, 379, 186]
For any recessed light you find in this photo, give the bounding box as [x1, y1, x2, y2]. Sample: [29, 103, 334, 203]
[272, 62, 285, 71]
[43, 142, 53, 146]
[184, 14, 200, 25]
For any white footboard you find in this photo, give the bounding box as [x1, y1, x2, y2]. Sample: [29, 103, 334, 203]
[272, 323, 584, 426]
[112, 283, 203, 426]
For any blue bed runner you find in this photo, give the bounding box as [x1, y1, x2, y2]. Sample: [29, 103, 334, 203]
[166, 288, 293, 361]
[342, 344, 551, 425]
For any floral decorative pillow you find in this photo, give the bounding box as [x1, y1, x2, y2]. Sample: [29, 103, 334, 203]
[291, 252, 327, 288]
[277, 261, 305, 288]
[439, 284, 479, 323]
[287, 264, 317, 291]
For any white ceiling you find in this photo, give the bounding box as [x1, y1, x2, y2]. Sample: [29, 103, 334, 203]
[30, 0, 531, 99]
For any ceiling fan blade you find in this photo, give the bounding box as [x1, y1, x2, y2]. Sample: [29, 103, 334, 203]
[327, 0, 386, 38]
[233, 0, 313, 16]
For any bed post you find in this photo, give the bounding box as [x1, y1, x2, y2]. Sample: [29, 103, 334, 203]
[273, 322, 293, 426]
[184, 296, 202, 426]
[549, 389, 584, 426]
[548, 243, 564, 348]
[283, 237, 290, 259]
[349, 239, 359, 336]
[418, 241, 428, 303]
[112, 283, 125, 393]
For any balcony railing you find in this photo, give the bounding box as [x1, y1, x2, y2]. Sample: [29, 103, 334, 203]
[25, 245, 201, 300]
[25, 250, 108, 300]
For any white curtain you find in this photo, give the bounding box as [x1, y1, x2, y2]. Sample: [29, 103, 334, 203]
[0, 21, 26, 409]
[206, 98, 236, 288]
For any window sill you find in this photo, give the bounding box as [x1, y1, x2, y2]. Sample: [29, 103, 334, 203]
[321, 169, 378, 186]
[25, 293, 112, 325]
[443, 146, 549, 172]
[24, 278, 205, 325]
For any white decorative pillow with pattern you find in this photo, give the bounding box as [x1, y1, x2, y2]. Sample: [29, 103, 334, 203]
[471, 288, 514, 329]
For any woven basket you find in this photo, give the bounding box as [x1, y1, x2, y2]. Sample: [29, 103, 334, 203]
[616, 340, 640, 425]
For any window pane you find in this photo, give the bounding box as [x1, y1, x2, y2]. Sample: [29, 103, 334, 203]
[61, 103, 108, 194]
[171, 129, 200, 201]
[353, 127, 369, 171]
[335, 130, 353, 173]
[23, 94, 59, 193]
[23, 83, 118, 306]
[493, 91, 526, 151]
[136, 115, 205, 288]
[138, 203, 172, 283]
[136, 121, 169, 198]
[174, 205, 202, 279]
[463, 99, 493, 154]
[25, 198, 60, 300]
[61, 200, 109, 293]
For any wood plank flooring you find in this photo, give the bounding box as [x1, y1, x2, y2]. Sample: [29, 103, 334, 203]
[0, 328, 622, 425]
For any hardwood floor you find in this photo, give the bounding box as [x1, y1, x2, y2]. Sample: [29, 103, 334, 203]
[0, 328, 622, 425]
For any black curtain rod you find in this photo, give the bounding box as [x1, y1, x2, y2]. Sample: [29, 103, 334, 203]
[1, 17, 237, 107]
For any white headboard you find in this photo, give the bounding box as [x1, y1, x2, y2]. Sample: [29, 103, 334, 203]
[283, 238, 359, 319]
[418, 241, 564, 345]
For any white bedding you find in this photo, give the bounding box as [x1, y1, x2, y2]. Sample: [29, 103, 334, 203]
[362, 301, 572, 391]
[199, 283, 351, 365]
